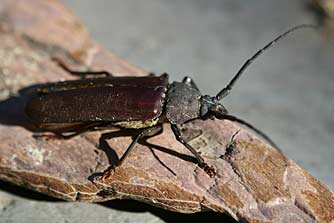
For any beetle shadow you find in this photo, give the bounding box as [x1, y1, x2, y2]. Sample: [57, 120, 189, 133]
[90, 130, 198, 179]
[0, 84, 45, 131]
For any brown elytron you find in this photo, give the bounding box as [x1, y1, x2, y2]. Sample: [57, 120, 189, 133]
[26, 75, 168, 124]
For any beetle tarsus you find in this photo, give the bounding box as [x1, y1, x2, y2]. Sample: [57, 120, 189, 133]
[199, 162, 216, 178]
[101, 165, 116, 180]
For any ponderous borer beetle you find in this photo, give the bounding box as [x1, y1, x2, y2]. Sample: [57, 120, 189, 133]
[25, 25, 315, 177]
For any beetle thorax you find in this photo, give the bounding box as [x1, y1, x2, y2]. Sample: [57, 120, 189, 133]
[166, 82, 201, 124]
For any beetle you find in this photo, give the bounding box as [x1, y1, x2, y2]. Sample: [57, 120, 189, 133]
[25, 24, 315, 178]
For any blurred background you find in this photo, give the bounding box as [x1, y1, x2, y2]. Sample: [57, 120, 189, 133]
[1, 0, 333, 222]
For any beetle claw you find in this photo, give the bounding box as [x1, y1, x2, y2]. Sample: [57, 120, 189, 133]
[101, 165, 116, 180]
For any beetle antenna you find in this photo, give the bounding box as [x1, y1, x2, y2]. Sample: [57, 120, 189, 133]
[215, 112, 282, 153]
[216, 24, 317, 101]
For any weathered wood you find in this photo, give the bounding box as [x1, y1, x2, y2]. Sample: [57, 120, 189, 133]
[0, 0, 333, 222]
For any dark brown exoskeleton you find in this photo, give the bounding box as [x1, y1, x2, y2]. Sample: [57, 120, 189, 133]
[25, 25, 315, 178]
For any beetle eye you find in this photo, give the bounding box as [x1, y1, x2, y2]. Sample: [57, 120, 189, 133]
[200, 104, 209, 117]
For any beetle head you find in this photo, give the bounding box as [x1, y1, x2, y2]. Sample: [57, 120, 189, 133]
[200, 95, 228, 119]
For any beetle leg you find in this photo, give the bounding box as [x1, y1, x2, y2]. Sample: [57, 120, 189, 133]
[117, 127, 160, 166]
[53, 58, 112, 77]
[101, 127, 160, 179]
[171, 124, 216, 177]
[182, 76, 200, 91]
[171, 124, 204, 163]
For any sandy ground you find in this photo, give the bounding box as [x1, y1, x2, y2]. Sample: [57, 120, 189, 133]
[0, 0, 333, 222]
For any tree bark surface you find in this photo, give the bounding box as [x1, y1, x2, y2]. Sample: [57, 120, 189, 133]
[0, 0, 333, 222]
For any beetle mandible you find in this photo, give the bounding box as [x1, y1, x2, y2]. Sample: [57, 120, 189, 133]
[25, 24, 315, 178]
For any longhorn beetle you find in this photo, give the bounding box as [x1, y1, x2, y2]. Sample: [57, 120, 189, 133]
[26, 24, 315, 177]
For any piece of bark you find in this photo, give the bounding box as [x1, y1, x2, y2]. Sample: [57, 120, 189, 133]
[0, 0, 333, 222]
[310, 0, 334, 35]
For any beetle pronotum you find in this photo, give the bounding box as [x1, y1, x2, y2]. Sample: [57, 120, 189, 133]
[26, 24, 315, 177]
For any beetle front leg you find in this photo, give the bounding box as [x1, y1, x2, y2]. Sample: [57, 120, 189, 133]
[171, 124, 216, 177]
[52, 58, 112, 77]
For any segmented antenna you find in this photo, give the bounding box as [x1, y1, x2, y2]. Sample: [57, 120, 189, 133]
[215, 113, 281, 152]
[216, 24, 317, 101]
